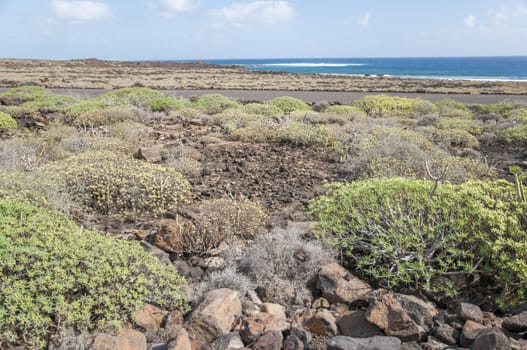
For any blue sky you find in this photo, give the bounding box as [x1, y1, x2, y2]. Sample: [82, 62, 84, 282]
[0, 0, 526, 60]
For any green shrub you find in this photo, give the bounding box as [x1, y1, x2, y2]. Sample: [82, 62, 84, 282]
[0, 111, 17, 131]
[471, 103, 515, 117]
[352, 95, 436, 118]
[498, 125, 527, 145]
[433, 118, 484, 136]
[243, 102, 283, 116]
[0, 198, 188, 348]
[268, 96, 310, 114]
[0, 86, 78, 113]
[66, 88, 182, 117]
[435, 99, 473, 119]
[192, 94, 240, 114]
[45, 151, 190, 215]
[308, 178, 527, 303]
[325, 105, 367, 118]
[509, 108, 527, 124]
[418, 126, 480, 149]
[276, 122, 337, 147]
[74, 107, 139, 127]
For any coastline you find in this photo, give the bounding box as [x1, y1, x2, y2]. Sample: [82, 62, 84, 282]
[1, 58, 527, 97]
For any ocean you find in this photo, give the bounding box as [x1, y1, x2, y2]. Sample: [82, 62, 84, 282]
[196, 56, 527, 81]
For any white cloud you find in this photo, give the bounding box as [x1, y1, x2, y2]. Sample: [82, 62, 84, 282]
[515, 3, 527, 16]
[149, 0, 200, 17]
[51, 0, 111, 22]
[489, 6, 508, 26]
[464, 15, 476, 28]
[357, 12, 370, 27]
[212, 1, 294, 26]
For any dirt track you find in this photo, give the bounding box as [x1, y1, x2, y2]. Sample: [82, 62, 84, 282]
[0, 88, 524, 104]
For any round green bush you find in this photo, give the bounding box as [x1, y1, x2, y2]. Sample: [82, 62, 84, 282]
[352, 95, 436, 118]
[499, 125, 527, 146]
[243, 102, 283, 116]
[45, 151, 190, 215]
[192, 94, 240, 114]
[74, 107, 139, 127]
[0, 198, 188, 348]
[309, 178, 527, 303]
[0, 111, 17, 131]
[268, 96, 310, 114]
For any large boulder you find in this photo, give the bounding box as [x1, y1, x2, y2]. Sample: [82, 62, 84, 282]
[459, 320, 487, 348]
[432, 324, 459, 345]
[457, 302, 484, 324]
[317, 263, 372, 304]
[503, 311, 527, 333]
[337, 310, 383, 338]
[134, 304, 167, 335]
[365, 290, 425, 342]
[253, 331, 283, 350]
[186, 289, 242, 347]
[92, 328, 147, 350]
[396, 294, 437, 333]
[167, 327, 192, 350]
[471, 328, 511, 350]
[136, 145, 164, 163]
[302, 309, 338, 337]
[240, 311, 289, 344]
[327, 336, 401, 350]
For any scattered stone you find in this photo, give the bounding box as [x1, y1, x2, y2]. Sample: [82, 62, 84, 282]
[140, 241, 172, 266]
[419, 336, 450, 350]
[197, 256, 225, 271]
[326, 335, 402, 350]
[151, 344, 168, 350]
[134, 304, 167, 335]
[48, 328, 90, 350]
[337, 310, 383, 338]
[92, 328, 147, 350]
[253, 331, 283, 350]
[400, 342, 421, 350]
[167, 327, 191, 350]
[260, 303, 287, 322]
[284, 335, 304, 350]
[312, 298, 331, 309]
[242, 300, 261, 316]
[302, 309, 338, 337]
[317, 263, 372, 304]
[172, 259, 203, 281]
[209, 241, 230, 256]
[459, 320, 487, 348]
[432, 323, 459, 345]
[247, 290, 263, 306]
[365, 290, 425, 341]
[290, 327, 312, 347]
[397, 294, 438, 333]
[136, 145, 163, 163]
[240, 312, 276, 344]
[472, 328, 511, 350]
[155, 218, 194, 253]
[186, 289, 242, 346]
[510, 338, 527, 350]
[212, 332, 244, 350]
[457, 302, 484, 324]
[503, 311, 527, 333]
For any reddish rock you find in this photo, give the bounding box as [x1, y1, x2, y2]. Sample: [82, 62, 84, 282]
[253, 331, 283, 350]
[134, 304, 167, 334]
[186, 289, 242, 347]
[432, 324, 459, 345]
[92, 328, 147, 350]
[365, 290, 425, 342]
[317, 263, 372, 304]
[459, 320, 488, 348]
[260, 303, 287, 322]
[312, 298, 330, 309]
[155, 218, 194, 253]
[167, 327, 191, 350]
[337, 310, 383, 338]
[397, 294, 437, 333]
[136, 145, 163, 163]
[302, 309, 337, 337]
[240, 312, 287, 344]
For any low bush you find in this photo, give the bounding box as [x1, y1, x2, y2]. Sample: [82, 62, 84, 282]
[268, 96, 310, 114]
[177, 198, 266, 254]
[0, 111, 17, 131]
[192, 94, 240, 114]
[418, 126, 480, 149]
[471, 103, 515, 117]
[243, 102, 283, 116]
[433, 118, 484, 136]
[276, 121, 337, 147]
[45, 151, 190, 216]
[308, 178, 527, 303]
[73, 107, 139, 127]
[66, 88, 183, 117]
[434, 99, 473, 119]
[0, 198, 188, 348]
[352, 95, 436, 118]
[498, 125, 527, 146]
[0, 86, 78, 113]
[234, 228, 335, 304]
[509, 108, 527, 124]
[324, 104, 367, 118]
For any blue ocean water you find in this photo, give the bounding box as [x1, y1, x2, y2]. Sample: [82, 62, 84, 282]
[199, 57, 527, 81]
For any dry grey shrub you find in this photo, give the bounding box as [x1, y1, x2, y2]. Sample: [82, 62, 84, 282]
[230, 228, 336, 305]
[192, 266, 253, 304]
[165, 142, 203, 178]
[0, 138, 53, 171]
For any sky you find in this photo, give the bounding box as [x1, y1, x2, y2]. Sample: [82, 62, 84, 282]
[0, 0, 526, 60]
